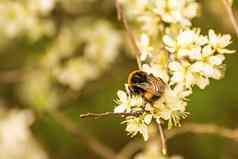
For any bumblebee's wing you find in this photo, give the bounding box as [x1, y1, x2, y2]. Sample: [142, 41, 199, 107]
[132, 82, 160, 96]
[148, 75, 166, 93]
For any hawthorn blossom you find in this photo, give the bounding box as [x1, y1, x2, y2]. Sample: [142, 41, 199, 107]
[168, 61, 210, 89]
[153, 0, 199, 26]
[114, 90, 144, 113]
[0, 109, 48, 159]
[113, 0, 236, 141]
[124, 116, 149, 141]
[154, 85, 190, 128]
[138, 33, 153, 61]
[142, 64, 169, 83]
[164, 29, 234, 89]
[163, 29, 208, 60]
[208, 29, 235, 54]
[190, 48, 226, 80]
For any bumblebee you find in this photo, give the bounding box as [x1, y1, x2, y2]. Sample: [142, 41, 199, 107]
[128, 70, 166, 103]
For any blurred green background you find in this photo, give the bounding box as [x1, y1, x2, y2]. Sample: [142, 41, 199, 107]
[0, 0, 238, 159]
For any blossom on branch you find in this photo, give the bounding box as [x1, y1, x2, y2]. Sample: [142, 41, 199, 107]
[113, 0, 236, 141]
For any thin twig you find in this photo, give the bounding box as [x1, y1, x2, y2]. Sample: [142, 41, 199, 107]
[166, 123, 238, 142]
[80, 111, 143, 119]
[222, 0, 238, 37]
[157, 122, 167, 156]
[50, 110, 125, 159]
[115, 0, 142, 69]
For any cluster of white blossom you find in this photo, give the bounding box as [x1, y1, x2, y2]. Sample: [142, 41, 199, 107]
[19, 70, 60, 110]
[0, 0, 112, 47]
[114, 0, 235, 141]
[0, 108, 48, 159]
[164, 29, 234, 89]
[52, 20, 121, 90]
[120, 0, 199, 36]
[19, 19, 121, 109]
[0, 0, 122, 110]
[0, 0, 55, 45]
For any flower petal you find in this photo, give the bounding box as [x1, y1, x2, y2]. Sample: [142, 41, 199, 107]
[208, 55, 225, 65]
[196, 76, 209, 89]
[202, 45, 214, 57]
[117, 90, 127, 102]
[140, 125, 149, 141]
[218, 34, 232, 48]
[208, 29, 218, 46]
[178, 30, 195, 45]
[144, 114, 153, 125]
[217, 48, 235, 54]
[163, 35, 176, 47]
[168, 61, 182, 71]
[130, 96, 143, 106]
[140, 33, 150, 46]
[189, 46, 202, 60]
[114, 104, 126, 113]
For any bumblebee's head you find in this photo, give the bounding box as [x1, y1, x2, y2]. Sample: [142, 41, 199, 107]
[128, 70, 147, 95]
[130, 71, 147, 83]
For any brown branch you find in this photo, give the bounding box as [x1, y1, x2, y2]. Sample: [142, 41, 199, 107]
[116, 122, 238, 158]
[0, 70, 24, 84]
[222, 0, 238, 37]
[166, 123, 238, 142]
[50, 110, 125, 159]
[115, 0, 142, 69]
[118, 139, 144, 159]
[80, 111, 143, 119]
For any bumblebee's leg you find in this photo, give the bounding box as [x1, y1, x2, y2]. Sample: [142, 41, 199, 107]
[143, 92, 154, 102]
[144, 92, 160, 102]
[128, 86, 137, 94]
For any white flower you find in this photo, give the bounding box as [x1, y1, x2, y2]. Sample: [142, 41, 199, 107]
[168, 59, 215, 89]
[144, 114, 153, 125]
[114, 90, 144, 113]
[114, 90, 129, 113]
[191, 61, 224, 80]
[119, 0, 149, 17]
[154, 0, 199, 26]
[177, 30, 197, 45]
[28, 0, 56, 15]
[0, 109, 48, 159]
[183, 1, 199, 18]
[138, 14, 160, 35]
[163, 35, 177, 52]
[208, 29, 235, 54]
[191, 46, 226, 80]
[163, 29, 207, 60]
[169, 61, 195, 88]
[160, 87, 187, 116]
[154, 86, 189, 128]
[125, 117, 149, 141]
[138, 33, 153, 61]
[142, 64, 169, 83]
